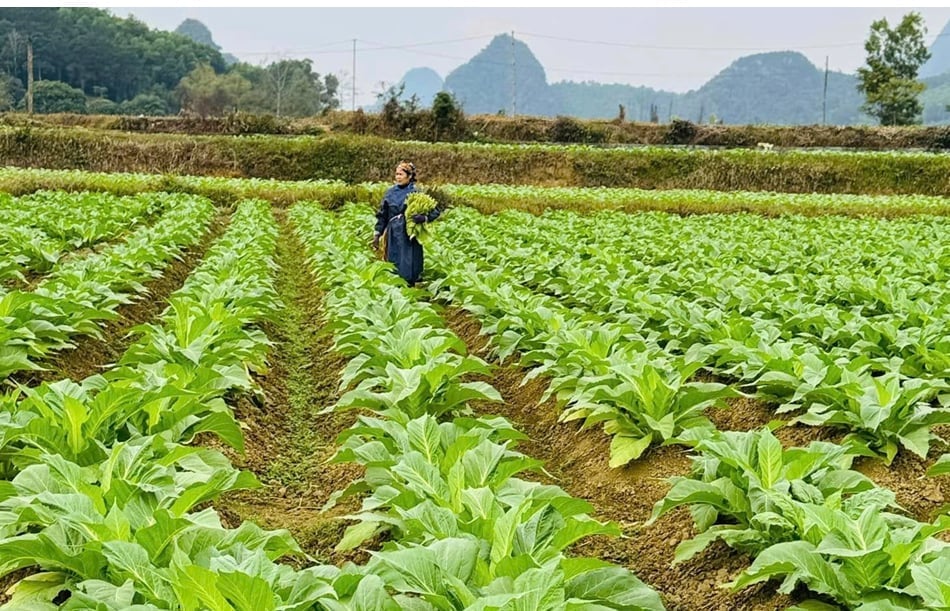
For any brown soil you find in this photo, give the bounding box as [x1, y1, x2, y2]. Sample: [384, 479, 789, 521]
[11, 212, 230, 387]
[210, 210, 367, 567]
[853, 425, 950, 525]
[440, 306, 794, 610]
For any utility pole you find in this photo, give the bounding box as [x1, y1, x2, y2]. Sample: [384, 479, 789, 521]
[352, 39, 356, 111]
[26, 36, 33, 115]
[510, 31, 516, 116]
[822, 55, 829, 125]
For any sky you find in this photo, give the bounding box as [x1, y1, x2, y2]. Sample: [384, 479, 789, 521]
[105, 5, 950, 110]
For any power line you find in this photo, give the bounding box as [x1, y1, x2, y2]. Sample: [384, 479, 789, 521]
[227, 33, 496, 58]
[233, 39, 355, 56]
[515, 29, 950, 52]
[356, 33, 497, 51]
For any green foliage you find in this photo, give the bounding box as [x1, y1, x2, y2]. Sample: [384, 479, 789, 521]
[86, 97, 118, 115]
[0, 73, 20, 111]
[405, 192, 438, 243]
[0, 7, 225, 103]
[857, 12, 932, 126]
[378, 83, 421, 134]
[650, 427, 876, 562]
[175, 63, 250, 118]
[120, 93, 169, 116]
[929, 454, 950, 477]
[26, 80, 87, 114]
[547, 115, 606, 144]
[431, 91, 465, 140]
[664, 119, 698, 144]
[234, 59, 339, 118]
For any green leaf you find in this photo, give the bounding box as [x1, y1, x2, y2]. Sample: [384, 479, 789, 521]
[756, 428, 783, 489]
[406, 416, 442, 464]
[216, 571, 277, 611]
[170, 561, 232, 611]
[565, 565, 665, 610]
[336, 521, 382, 552]
[928, 454, 950, 477]
[608, 434, 652, 468]
[101, 541, 172, 603]
[349, 574, 400, 611]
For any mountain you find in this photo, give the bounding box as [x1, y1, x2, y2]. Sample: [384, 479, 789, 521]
[398, 67, 443, 107]
[920, 19, 950, 78]
[444, 33, 555, 116]
[175, 18, 238, 65]
[551, 81, 668, 122]
[551, 52, 868, 125]
[684, 51, 867, 125]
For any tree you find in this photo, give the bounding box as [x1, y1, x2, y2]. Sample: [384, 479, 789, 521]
[121, 92, 168, 116]
[0, 73, 20, 110]
[86, 96, 117, 114]
[228, 58, 338, 117]
[431, 90, 464, 140]
[857, 12, 931, 126]
[0, 8, 224, 104]
[175, 63, 249, 117]
[24, 79, 85, 113]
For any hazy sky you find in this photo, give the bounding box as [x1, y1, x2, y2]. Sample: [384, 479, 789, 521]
[108, 6, 950, 109]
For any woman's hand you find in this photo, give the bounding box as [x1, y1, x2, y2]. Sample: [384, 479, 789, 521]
[372, 234, 380, 250]
[412, 214, 427, 224]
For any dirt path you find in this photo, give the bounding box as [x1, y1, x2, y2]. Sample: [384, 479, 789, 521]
[212, 209, 366, 567]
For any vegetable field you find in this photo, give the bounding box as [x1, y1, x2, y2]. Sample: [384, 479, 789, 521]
[0, 167, 948, 611]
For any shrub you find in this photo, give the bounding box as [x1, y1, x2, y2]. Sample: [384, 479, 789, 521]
[120, 93, 169, 116]
[24, 80, 86, 114]
[664, 119, 698, 145]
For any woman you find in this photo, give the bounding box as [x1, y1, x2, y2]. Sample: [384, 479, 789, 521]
[372, 161, 440, 286]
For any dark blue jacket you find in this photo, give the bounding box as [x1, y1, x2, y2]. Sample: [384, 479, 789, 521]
[375, 183, 440, 285]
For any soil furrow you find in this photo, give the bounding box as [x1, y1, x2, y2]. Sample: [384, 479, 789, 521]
[212, 209, 365, 567]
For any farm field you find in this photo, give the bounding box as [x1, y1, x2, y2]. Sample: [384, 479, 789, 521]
[0, 167, 948, 610]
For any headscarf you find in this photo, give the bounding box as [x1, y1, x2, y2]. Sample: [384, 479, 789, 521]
[396, 160, 417, 183]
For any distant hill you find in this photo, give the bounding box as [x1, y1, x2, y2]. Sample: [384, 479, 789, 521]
[415, 25, 950, 125]
[551, 52, 869, 125]
[920, 19, 950, 78]
[683, 51, 868, 125]
[444, 33, 555, 116]
[175, 18, 239, 65]
[399, 67, 444, 107]
[551, 81, 667, 122]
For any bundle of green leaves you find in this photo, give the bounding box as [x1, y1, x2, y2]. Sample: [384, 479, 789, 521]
[405, 192, 438, 243]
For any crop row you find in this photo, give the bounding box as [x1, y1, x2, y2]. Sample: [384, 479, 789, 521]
[0, 193, 214, 381]
[2, 167, 950, 219]
[0, 200, 335, 609]
[333, 201, 950, 609]
[0, 191, 163, 284]
[439, 183, 950, 216]
[289, 200, 666, 610]
[421, 205, 950, 465]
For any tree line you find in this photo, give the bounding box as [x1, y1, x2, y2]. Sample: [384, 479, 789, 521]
[0, 8, 937, 127]
[0, 8, 340, 117]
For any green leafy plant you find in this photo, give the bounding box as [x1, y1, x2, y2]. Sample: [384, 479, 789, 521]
[405, 192, 438, 243]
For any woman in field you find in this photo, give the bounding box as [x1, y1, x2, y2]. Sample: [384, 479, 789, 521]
[372, 161, 440, 286]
